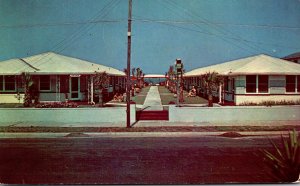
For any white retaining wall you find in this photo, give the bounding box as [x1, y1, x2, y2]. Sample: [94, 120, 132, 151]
[0, 105, 136, 125]
[169, 105, 300, 122]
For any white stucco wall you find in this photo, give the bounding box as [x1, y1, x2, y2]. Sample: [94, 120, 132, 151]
[233, 75, 300, 105]
[169, 105, 300, 122]
[0, 94, 24, 103]
[0, 105, 136, 125]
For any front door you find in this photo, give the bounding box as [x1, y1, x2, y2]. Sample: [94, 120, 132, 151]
[70, 76, 80, 100]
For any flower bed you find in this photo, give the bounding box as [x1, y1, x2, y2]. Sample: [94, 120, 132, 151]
[35, 102, 78, 108]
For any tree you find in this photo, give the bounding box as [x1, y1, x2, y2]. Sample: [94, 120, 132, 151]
[167, 65, 175, 92]
[93, 72, 110, 107]
[136, 67, 142, 88]
[21, 72, 34, 107]
[202, 71, 223, 107]
[131, 67, 136, 78]
[123, 68, 128, 76]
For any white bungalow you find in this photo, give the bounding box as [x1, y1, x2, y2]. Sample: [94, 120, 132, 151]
[184, 54, 300, 105]
[0, 52, 126, 104]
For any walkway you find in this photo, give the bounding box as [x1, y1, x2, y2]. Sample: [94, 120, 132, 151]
[142, 86, 163, 110]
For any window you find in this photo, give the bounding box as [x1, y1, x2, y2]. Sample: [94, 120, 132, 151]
[0, 76, 3, 91]
[40, 75, 51, 91]
[224, 77, 229, 91]
[258, 75, 268, 93]
[286, 75, 296, 92]
[246, 75, 256, 93]
[0, 75, 16, 91]
[5, 76, 16, 91]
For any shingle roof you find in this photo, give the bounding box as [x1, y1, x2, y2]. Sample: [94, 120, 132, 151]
[185, 54, 300, 76]
[0, 52, 125, 76]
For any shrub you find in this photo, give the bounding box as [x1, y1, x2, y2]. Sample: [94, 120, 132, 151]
[240, 100, 300, 106]
[262, 129, 300, 182]
[35, 102, 78, 108]
[239, 101, 257, 106]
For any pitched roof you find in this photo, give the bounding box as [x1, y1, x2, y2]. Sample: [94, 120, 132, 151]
[283, 52, 300, 59]
[0, 52, 125, 76]
[185, 54, 300, 76]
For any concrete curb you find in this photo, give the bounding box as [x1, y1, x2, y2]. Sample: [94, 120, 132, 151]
[0, 131, 291, 139]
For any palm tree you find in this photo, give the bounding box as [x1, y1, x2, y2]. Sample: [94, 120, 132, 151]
[136, 67, 141, 88]
[202, 71, 223, 107]
[123, 68, 128, 76]
[131, 67, 136, 78]
[21, 72, 34, 107]
[167, 65, 175, 93]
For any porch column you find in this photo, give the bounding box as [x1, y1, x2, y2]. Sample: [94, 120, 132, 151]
[91, 76, 94, 104]
[219, 84, 222, 104]
[56, 75, 60, 102]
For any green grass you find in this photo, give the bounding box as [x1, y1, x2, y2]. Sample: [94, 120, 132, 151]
[158, 86, 208, 105]
[131, 86, 150, 105]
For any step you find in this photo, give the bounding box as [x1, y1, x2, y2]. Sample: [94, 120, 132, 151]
[136, 110, 169, 121]
[137, 116, 168, 120]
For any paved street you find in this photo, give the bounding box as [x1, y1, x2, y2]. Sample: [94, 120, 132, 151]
[0, 135, 283, 184]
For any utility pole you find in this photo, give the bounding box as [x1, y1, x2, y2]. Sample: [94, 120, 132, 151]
[126, 0, 132, 128]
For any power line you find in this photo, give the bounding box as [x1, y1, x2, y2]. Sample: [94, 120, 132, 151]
[133, 16, 300, 50]
[0, 19, 125, 29]
[158, 1, 258, 55]
[32, 0, 122, 70]
[164, 0, 271, 54]
[14, 0, 121, 74]
[133, 18, 300, 30]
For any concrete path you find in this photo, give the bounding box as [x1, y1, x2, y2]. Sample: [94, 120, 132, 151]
[142, 86, 163, 110]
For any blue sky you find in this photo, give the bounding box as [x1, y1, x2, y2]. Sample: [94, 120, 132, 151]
[1, 0, 300, 74]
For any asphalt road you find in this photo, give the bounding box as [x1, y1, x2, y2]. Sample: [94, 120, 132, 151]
[0, 135, 283, 184]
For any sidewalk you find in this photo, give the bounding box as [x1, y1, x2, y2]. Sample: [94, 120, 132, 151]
[1, 120, 299, 128]
[0, 131, 292, 139]
[142, 86, 163, 110]
[0, 120, 299, 138]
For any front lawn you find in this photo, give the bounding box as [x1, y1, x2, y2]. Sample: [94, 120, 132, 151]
[108, 86, 151, 105]
[158, 86, 208, 105]
[131, 86, 150, 105]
